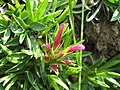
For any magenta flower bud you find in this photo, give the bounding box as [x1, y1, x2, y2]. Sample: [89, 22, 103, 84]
[51, 65, 58, 71]
[67, 45, 85, 53]
[62, 60, 71, 64]
[44, 56, 49, 60]
[45, 44, 51, 51]
[53, 23, 65, 50]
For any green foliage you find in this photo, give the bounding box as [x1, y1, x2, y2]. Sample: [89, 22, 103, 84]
[0, 0, 120, 90]
[74, 0, 120, 22]
[81, 54, 120, 90]
[0, 0, 78, 90]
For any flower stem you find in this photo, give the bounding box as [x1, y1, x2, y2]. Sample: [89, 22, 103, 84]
[78, 0, 85, 90]
[68, 0, 77, 44]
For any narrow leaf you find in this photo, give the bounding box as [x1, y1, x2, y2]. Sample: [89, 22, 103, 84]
[106, 77, 120, 87]
[48, 75, 60, 90]
[12, 14, 27, 29]
[0, 44, 12, 54]
[50, 75, 69, 90]
[39, 10, 62, 22]
[3, 75, 16, 86]
[26, 71, 34, 84]
[35, 0, 48, 21]
[111, 7, 120, 21]
[8, 3, 15, 11]
[5, 76, 17, 90]
[26, 0, 34, 20]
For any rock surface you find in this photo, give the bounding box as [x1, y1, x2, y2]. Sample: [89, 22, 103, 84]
[74, 13, 120, 59]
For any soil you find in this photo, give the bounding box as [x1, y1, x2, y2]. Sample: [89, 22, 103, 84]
[75, 12, 120, 59]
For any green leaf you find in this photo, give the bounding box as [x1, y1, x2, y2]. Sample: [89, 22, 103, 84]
[57, 6, 69, 23]
[0, 44, 12, 54]
[26, 35, 31, 50]
[3, 28, 11, 44]
[82, 51, 92, 57]
[65, 67, 81, 74]
[6, 52, 27, 63]
[48, 75, 60, 90]
[0, 84, 4, 90]
[30, 22, 46, 31]
[19, 33, 26, 44]
[57, 0, 76, 23]
[30, 36, 37, 57]
[6, 56, 19, 63]
[12, 14, 27, 29]
[0, 19, 8, 26]
[107, 72, 120, 78]
[98, 59, 120, 70]
[26, 71, 34, 85]
[3, 74, 16, 86]
[21, 49, 33, 55]
[96, 80, 110, 88]
[109, 0, 118, 4]
[21, 10, 28, 20]
[39, 10, 62, 22]
[23, 80, 28, 90]
[0, 57, 8, 66]
[8, 3, 15, 11]
[50, 75, 69, 90]
[111, 7, 120, 21]
[51, 0, 57, 12]
[0, 27, 7, 33]
[106, 77, 120, 87]
[15, 0, 20, 8]
[90, 56, 105, 69]
[0, 76, 9, 83]
[17, 4, 25, 12]
[89, 77, 110, 88]
[26, 71, 40, 90]
[35, 0, 48, 21]
[86, 4, 101, 22]
[26, 0, 34, 21]
[10, 23, 24, 34]
[5, 76, 18, 90]
[6, 56, 30, 73]
[0, 74, 15, 83]
[6, 36, 19, 46]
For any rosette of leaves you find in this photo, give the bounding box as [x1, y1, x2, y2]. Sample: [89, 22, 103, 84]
[0, 0, 78, 90]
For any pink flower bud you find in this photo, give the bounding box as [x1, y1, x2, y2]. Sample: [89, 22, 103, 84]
[62, 60, 71, 64]
[45, 44, 51, 51]
[53, 23, 65, 50]
[67, 45, 85, 53]
[51, 65, 58, 71]
[44, 56, 49, 60]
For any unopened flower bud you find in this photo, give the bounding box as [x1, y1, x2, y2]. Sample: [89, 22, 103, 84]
[67, 45, 85, 53]
[51, 65, 58, 71]
[45, 44, 51, 51]
[44, 56, 49, 60]
[53, 23, 65, 50]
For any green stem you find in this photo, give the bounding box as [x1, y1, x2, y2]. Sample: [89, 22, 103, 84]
[78, 0, 85, 90]
[69, 0, 77, 44]
[68, 0, 85, 90]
